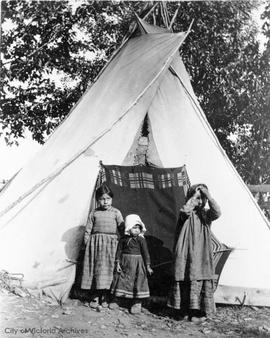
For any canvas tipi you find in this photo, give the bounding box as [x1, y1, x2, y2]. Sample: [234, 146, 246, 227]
[0, 17, 270, 306]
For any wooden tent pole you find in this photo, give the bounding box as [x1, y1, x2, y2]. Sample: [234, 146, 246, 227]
[142, 2, 159, 20]
[186, 19, 194, 35]
[153, 12, 156, 26]
[163, 2, 170, 28]
[160, 2, 169, 28]
[169, 5, 181, 30]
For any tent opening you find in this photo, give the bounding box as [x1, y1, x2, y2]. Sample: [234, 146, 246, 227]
[72, 164, 189, 297]
[71, 164, 231, 299]
[141, 114, 149, 137]
[122, 113, 163, 167]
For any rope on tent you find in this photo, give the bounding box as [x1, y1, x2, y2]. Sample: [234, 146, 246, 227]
[0, 32, 189, 221]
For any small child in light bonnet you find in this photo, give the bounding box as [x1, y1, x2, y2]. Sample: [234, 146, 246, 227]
[110, 214, 153, 314]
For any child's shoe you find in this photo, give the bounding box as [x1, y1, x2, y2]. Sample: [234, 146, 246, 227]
[190, 309, 207, 323]
[174, 309, 189, 321]
[130, 301, 142, 314]
[190, 316, 206, 324]
[176, 313, 189, 321]
[109, 296, 119, 310]
[100, 294, 109, 308]
[83, 301, 90, 307]
[89, 297, 99, 309]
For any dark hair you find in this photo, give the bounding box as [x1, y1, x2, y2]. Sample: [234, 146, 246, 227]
[95, 184, 113, 200]
[135, 223, 143, 231]
[186, 183, 208, 201]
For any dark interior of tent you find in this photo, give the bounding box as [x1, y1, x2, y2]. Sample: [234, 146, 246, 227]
[71, 164, 190, 300]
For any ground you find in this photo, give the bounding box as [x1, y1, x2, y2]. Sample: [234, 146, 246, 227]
[1, 289, 270, 338]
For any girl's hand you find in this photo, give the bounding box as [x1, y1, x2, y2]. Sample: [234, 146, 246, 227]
[147, 266, 153, 275]
[116, 262, 122, 273]
[198, 186, 211, 199]
[185, 195, 199, 210]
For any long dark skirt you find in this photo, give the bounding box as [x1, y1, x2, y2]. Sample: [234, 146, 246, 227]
[111, 254, 150, 299]
[167, 280, 216, 316]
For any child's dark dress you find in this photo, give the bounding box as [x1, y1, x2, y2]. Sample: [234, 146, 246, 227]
[167, 198, 221, 315]
[111, 235, 150, 299]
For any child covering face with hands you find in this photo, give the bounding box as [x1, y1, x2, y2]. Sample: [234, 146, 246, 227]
[168, 184, 221, 322]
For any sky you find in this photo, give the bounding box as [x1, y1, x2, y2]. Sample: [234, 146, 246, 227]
[0, 1, 267, 181]
[0, 131, 41, 180]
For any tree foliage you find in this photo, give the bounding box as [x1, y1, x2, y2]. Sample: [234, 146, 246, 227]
[227, 1, 270, 184]
[1, 1, 269, 183]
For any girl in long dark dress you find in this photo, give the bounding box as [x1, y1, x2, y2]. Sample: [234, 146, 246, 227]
[168, 184, 221, 322]
[110, 214, 153, 314]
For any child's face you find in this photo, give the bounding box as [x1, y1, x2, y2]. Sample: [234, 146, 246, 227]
[193, 191, 207, 209]
[98, 193, 112, 210]
[130, 224, 141, 237]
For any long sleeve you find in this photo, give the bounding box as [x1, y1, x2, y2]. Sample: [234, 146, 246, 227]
[116, 209, 124, 226]
[173, 203, 193, 252]
[206, 197, 221, 223]
[139, 237, 151, 266]
[115, 238, 124, 263]
[116, 209, 125, 236]
[84, 211, 94, 244]
[173, 216, 183, 253]
[179, 195, 198, 221]
[178, 208, 191, 223]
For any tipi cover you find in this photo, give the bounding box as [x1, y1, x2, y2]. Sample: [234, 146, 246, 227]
[0, 18, 270, 306]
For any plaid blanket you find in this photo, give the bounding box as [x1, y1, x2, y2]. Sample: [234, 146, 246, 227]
[99, 164, 189, 255]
